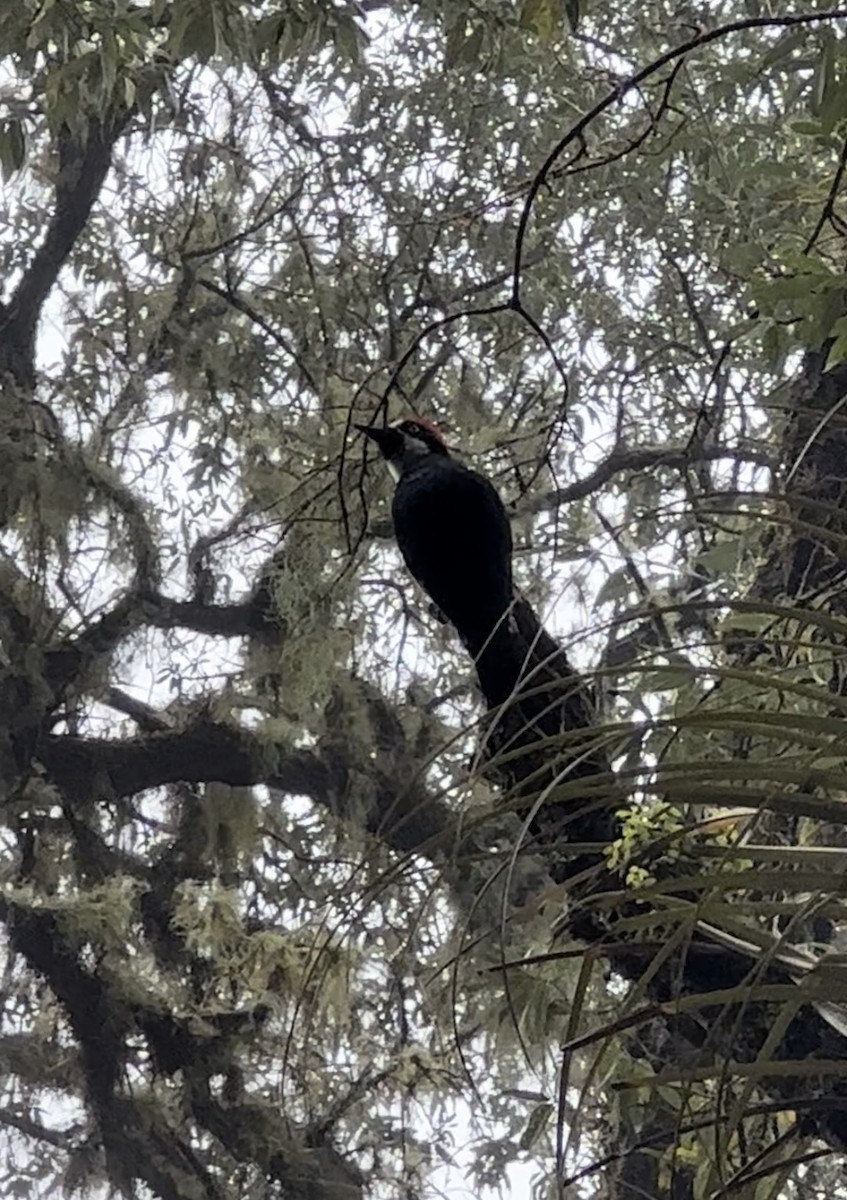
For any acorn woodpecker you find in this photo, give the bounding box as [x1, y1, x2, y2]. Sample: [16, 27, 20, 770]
[357, 417, 617, 879]
[356, 416, 518, 700]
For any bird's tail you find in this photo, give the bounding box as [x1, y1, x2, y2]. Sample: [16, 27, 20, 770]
[473, 619, 529, 708]
[472, 598, 618, 878]
[473, 596, 600, 770]
[465, 596, 598, 740]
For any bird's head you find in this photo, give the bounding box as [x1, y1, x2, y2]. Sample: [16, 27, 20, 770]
[355, 416, 450, 480]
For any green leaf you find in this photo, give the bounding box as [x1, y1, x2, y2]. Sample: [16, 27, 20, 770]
[168, 0, 221, 61]
[826, 317, 847, 368]
[641, 665, 697, 692]
[594, 565, 631, 608]
[444, 17, 485, 70]
[761, 28, 807, 70]
[760, 320, 786, 369]
[752, 271, 829, 307]
[790, 119, 828, 136]
[819, 67, 847, 134]
[519, 1101, 553, 1150]
[0, 119, 26, 180]
[811, 33, 836, 116]
[519, 0, 563, 42]
[333, 14, 366, 64]
[810, 283, 847, 347]
[254, 13, 284, 54]
[697, 538, 743, 575]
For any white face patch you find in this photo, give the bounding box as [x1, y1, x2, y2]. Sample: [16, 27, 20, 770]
[386, 430, 435, 480]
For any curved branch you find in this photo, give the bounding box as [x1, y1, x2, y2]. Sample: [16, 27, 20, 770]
[522, 443, 773, 515]
[140, 592, 262, 637]
[38, 715, 451, 857]
[513, 9, 847, 293]
[2, 115, 129, 387]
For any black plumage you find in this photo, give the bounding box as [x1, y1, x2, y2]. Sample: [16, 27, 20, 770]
[357, 416, 616, 878]
[357, 418, 517, 699]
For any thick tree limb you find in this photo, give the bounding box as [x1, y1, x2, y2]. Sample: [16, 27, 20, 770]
[140, 592, 263, 637]
[6, 891, 360, 1199]
[39, 715, 452, 856]
[0, 1106, 76, 1150]
[1, 115, 129, 387]
[33, 596, 847, 1160]
[192, 1098, 363, 1200]
[41, 720, 317, 796]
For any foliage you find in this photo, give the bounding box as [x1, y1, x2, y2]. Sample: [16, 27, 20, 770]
[1, 2, 847, 1198]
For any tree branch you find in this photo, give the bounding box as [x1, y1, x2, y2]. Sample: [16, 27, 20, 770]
[1, 115, 129, 387]
[38, 714, 452, 857]
[521, 443, 773, 516]
[140, 592, 262, 637]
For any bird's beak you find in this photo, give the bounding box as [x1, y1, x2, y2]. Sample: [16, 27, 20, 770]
[354, 423, 401, 457]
